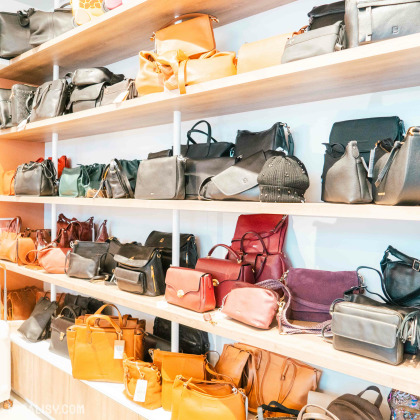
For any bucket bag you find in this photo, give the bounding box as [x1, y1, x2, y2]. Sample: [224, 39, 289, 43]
[15, 159, 57, 196]
[10, 84, 37, 126]
[0, 12, 31, 58]
[58, 167, 85, 197]
[102, 158, 140, 198]
[0, 89, 12, 129]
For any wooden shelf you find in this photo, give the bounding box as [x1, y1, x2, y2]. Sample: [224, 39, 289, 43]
[3, 261, 420, 395]
[0, 0, 293, 85]
[2, 195, 420, 221]
[2, 33, 420, 141]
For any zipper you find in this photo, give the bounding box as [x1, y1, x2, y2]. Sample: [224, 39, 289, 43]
[151, 265, 157, 293]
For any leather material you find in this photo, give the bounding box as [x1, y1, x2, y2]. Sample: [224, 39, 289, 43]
[195, 244, 255, 307]
[154, 14, 216, 58]
[0, 88, 12, 128]
[15, 159, 57, 196]
[2, 170, 15, 195]
[68, 82, 106, 113]
[67, 304, 145, 382]
[282, 21, 345, 64]
[0, 12, 31, 58]
[104, 159, 140, 199]
[143, 333, 171, 362]
[346, 0, 420, 47]
[235, 123, 294, 159]
[283, 268, 360, 322]
[57, 214, 94, 243]
[0, 234, 36, 265]
[237, 33, 292, 74]
[308, 1, 345, 30]
[2, 286, 39, 320]
[123, 358, 162, 409]
[65, 252, 100, 279]
[10, 84, 37, 126]
[165, 267, 216, 313]
[49, 306, 78, 358]
[322, 141, 373, 204]
[18, 297, 58, 342]
[59, 167, 84, 197]
[135, 156, 185, 200]
[331, 301, 404, 365]
[114, 247, 165, 296]
[71, 67, 124, 86]
[102, 238, 143, 276]
[72, 240, 109, 260]
[101, 79, 137, 106]
[222, 286, 279, 329]
[63, 294, 107, 316]
[145, 231, 198, 273]
[38, 245, 70, 274]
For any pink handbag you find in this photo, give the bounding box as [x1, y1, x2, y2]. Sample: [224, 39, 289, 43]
[103, 0, 123, 11]
[38, 246, 71, 274]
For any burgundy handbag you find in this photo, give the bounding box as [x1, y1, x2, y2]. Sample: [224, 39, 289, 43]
[195, 244, 255, 307]
[56, 214, 94, 243]
[281, 268, 362, 322]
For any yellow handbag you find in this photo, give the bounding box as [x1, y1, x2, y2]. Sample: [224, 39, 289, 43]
[172, 376, 247, 420]
[237, 33, 293, 74]
[152, 13, 218, 58]
[152, 349, 208, 411]
[67, 304, 145, 383]
[123, 358, 162, 410]
[177, 50, 237, 94]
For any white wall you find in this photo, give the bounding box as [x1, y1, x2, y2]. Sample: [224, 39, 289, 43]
[41, 0, 420, 415]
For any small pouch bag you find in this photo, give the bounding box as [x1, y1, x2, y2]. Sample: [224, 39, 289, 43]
[101, 79, 137, 106]
[10, 84, 36, 126]
[71, 0, 105, 26]
[282, 21, 345, 64]
[123, 358, 162, 409]
[0, 88, 12, 128]
[49, 305, 78, 358]
[134, 156, 185, 200]
[59, 167, 84, 197]
[165, 267, 216, 313]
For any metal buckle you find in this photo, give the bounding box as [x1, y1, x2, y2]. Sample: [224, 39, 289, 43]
[413, 259, 420, 271]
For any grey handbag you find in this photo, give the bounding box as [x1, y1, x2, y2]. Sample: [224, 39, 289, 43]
[345, 0, 420, 48]
[282, 21, 345, 64]
[10, 84, 37, 126]
[330, 300, 405, 365]
[0, 88, 12, 129]
[374, 127, 420, 205]
[49, 305, 78, 358]
[321, 141, 372, 204]
[101, 79, 138, 106]
[135, 156, 185, 200]
[0, 12, 31, 58]
[67, 83, 107, 113]
[70, 67, 124, 86]
[15, 160, 57, 196]
[30, 79, 70, 122]
[65, 252, 101, 280]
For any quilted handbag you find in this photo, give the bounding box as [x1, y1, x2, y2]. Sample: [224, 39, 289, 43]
[10, 84, 37, 126]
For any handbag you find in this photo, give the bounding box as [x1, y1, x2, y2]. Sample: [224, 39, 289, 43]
[153, 317, 210, 355]
[30, 78, 70, 122]
[70, 0, 105, 26]
[346, 0, 420, 48]
[308, 1, 345, 30]
[152, 13, 218, 58]
[216, 343, 321, 413]
[196, 244, 255, 307]
[37, 245, 71, 274]
[70, 67, 124, 87]
[374, 127, 420, 205]
[80, 163, 105, 195]
[237, 33, 292, 74]
[329, 300, 406, 365]
[59, 167, 84, 197]
[0, 89, 12, 129]
[19, 4, 74, 47]
[172, 376, 247, 420]
[2, 170, 15, 195]
[63, 293, 107, 316]
[123, 358, 162, 409]
[67, 83, 107, 113]
[101, 79, 137, 106]
[10, 84, 37, 126]
[143, 333, 171, 362]
[165, 267, 216, 313]
[57, 214, 94, 243]
[17, 297, 58, 342]
[321, 141, 373, 204]
[67, 304, 145, 382]
[102, 158, 140, 198]
[134, 156, 185, 200]
[235, 122, 295, 159]
[282, 21, 345, 64]
[65, 252, 102, 280]
[380, 245, 420, 306]
[103, 0, 123, 11]
[1, 286, 39, 320]
[49, 305, 78, 358]
[298, 404, 340, 420]
[0, 12, 31, 58]
[15, 159, 57, 196]
[388, 389, 420, 419]
[327, 387, 383, 420]
[144, 231, 198, 273]
[114, 246, 165, 296]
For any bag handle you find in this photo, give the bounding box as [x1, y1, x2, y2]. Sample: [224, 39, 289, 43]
[208, 244, 241, 262]
[259, 401, 300, 417]
[59, 305, 78, 319]
[187, 120, 217, 146]
[298, 404, 339, 420]
[375, 141, 403, 188]
[86, 314, 123, 338]
[240, 231, 269, 280]
[383, 245, 416, 266]
[356, 386, 383, 408]
[113, 159, 135, 198]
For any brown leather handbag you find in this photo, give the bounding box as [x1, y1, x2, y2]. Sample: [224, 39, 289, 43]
[216, 343, 321, 413]
[1, 285, 40, 320]
[195, 244, 255, 307]
[57, 214, 94, 244]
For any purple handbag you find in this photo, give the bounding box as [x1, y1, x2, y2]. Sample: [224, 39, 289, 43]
[281, 268, 362, 322]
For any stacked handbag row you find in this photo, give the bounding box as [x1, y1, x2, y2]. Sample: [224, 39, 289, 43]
[0, 0, 124, 59]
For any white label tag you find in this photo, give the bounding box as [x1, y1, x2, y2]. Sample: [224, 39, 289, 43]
[367, 148, 376, 178]
[17, 119, 27, 131]
[114, 340, 125, 359]
[133, 379, 148, 402]
[113, 90, 129, 104]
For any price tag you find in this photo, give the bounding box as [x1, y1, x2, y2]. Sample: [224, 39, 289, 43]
[114, 340, 125, 359]
[113, 90, 129, 104]
[134, 379, 148, 402]
[367, 148, 376, 178]
[17, 119, 27, 131]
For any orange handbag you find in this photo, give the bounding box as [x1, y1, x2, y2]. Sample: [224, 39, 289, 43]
[123, 357, 162, 409]
[2, 170, 15, 195]
[172, 376, 247, 420]
[0, 285, 40, 320]
[152, 13, 218, 58]
[67, 304, 145, 383]
[35, 245, 71, 274]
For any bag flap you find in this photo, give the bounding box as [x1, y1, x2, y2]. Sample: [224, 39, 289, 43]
[195, 257, 242, 282]
[145, 231, 194, 249]
[165, 267, 206, 294]
[70, 83, 106, 103]
[61, 167, 82, 177]
[114, 246, 157, 267]
[51, 316, 73, 332]
[286, 21, 343, 46]
[232, 214, 287, 241]
[104, 79, 132, 95]
[72, 67, 114, 86]
[114, 266, 145, 285]
[308, 1, 345, 17]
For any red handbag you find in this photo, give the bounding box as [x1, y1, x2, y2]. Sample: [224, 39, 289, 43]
[35, 156, 70, 179]
[165, 267, 216, 313]
[57, 214, 94, 244]
[195, 244, 254, 307]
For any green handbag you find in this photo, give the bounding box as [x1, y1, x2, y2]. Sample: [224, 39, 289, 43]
[82, 163, 105, 194]
[59, 167, 84, 197]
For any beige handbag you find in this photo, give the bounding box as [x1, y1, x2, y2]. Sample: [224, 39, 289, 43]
[298, 404, 340, 420]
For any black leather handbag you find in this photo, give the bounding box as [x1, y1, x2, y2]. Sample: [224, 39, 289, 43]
[18, 297, 58, 342]
[235, 122, 294, 159]
[11, 84, 37, 126]
[0, 12, 31, 58]
[114, 246, 165, 296]
[102, 238, 143, 277]
[153, 317, 210, 355]
[49, 305, 78, 358]
[308, 1, 345, 30]
[102, 159, 140, 198]
[0, 88, 12, 129]
[14, 159, 57, 196]
[145, 231, 198, 273]
[143, 333, 171, 362]
[63, 293, 107, 315]
[381, 245, 420, 307]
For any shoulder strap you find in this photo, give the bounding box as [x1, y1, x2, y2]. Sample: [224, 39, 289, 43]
[375, 141, 403, 188]
[357, 386, 383, 408]
[113, 159, 134, 198]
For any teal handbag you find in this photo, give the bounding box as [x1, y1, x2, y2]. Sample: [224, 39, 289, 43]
[59, 167, 84, 197]
[82, 163, 105, 193]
